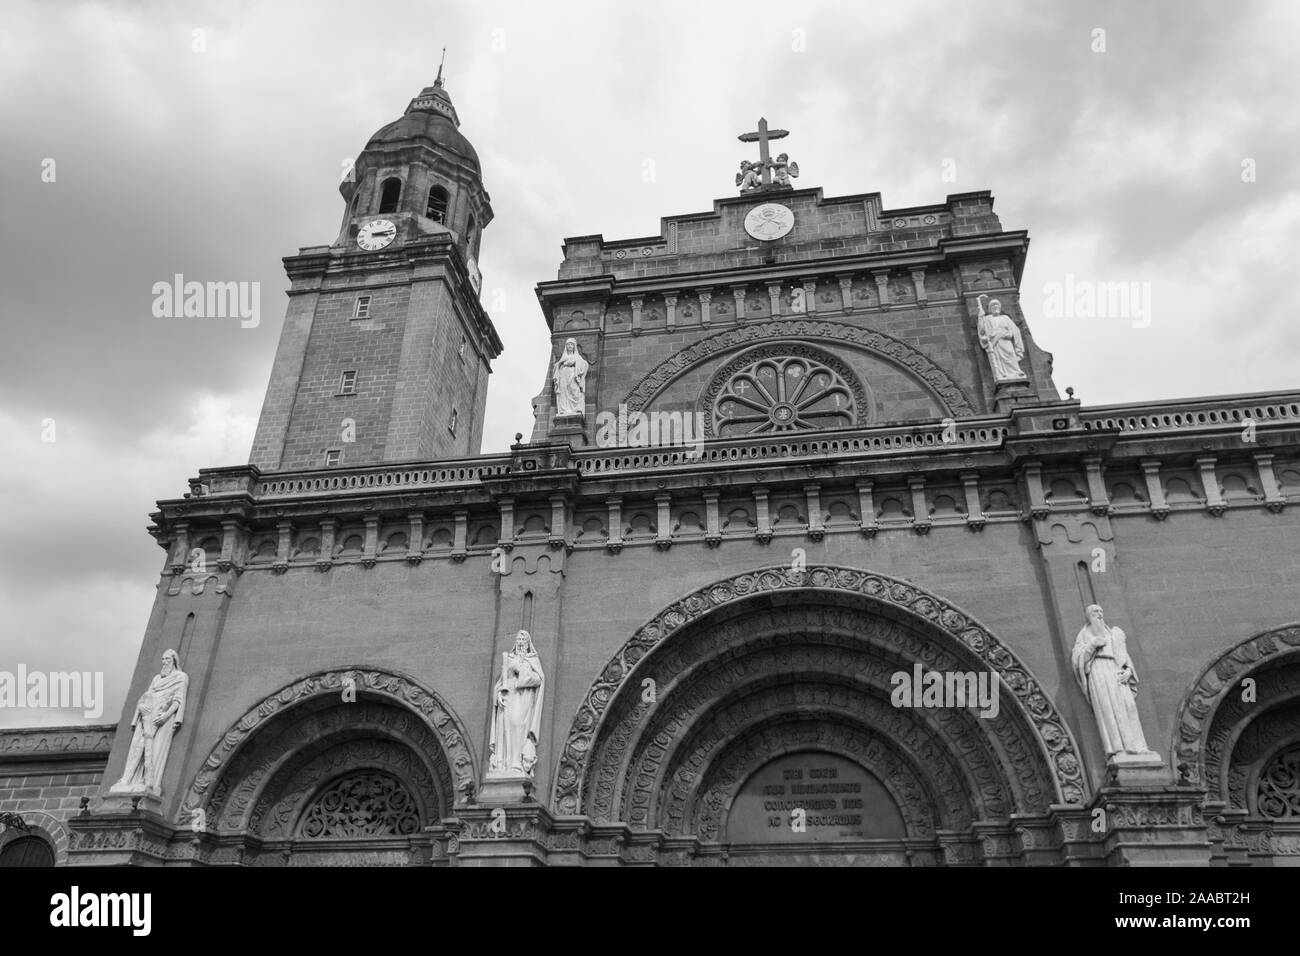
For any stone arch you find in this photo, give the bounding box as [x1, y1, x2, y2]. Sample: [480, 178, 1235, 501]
[621, 320, 977, 417]
[553, 566, 1085, 823]
[183, 667, 476, 828]
[1172, 623, 1300, 788]
[0, 810, 68, 866]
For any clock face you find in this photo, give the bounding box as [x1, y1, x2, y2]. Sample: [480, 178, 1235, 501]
[357, 219, 397, 251]
[744, 203, 795, 241]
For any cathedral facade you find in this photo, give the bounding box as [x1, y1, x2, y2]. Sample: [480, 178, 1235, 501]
[5, 77, 1300, 867]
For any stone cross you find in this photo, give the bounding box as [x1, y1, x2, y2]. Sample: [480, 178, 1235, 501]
[738, 117, 789, 188]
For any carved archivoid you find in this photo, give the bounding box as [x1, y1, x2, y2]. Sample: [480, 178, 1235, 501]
[1257, 745, 1300, 820]
[298, 771, 421, 839]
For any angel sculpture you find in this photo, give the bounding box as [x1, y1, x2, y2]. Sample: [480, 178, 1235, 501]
[772, 152, 800, 186]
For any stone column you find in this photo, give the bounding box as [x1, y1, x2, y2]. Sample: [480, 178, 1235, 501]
[630, 296, 644, 336]
[1196, 456, 1226, 516]
[606, 497, 623, 553]
[873, 271, 891, 310]
[856, 479, 879, 536]
[754, 488, 772, 544]
[766, 282, 782, 318]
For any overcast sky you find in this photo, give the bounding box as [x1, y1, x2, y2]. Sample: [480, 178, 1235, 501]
[3, 0, 1298, 728]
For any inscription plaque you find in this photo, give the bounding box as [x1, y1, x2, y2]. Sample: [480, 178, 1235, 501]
[725, 751, 906, 844]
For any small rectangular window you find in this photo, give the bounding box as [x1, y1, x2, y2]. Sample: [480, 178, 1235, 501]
[338, 370, 358, 394]
[353, 295, 371, 319]
[324, 449, 342, 466]
[458, 335, 466, 362]
[449, 407, 458, 436]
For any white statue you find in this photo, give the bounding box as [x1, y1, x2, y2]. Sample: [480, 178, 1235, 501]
[736, 160, 762, 191]
[552, 338, 589, 418]
[487, 630, 545, 778]
[976, 295, 1026, 381]
[771, 152, 799, 186]
[113, 649, 188, 793]
[1070, 606, 1152, 757]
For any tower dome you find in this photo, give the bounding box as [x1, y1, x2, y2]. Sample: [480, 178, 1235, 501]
[336, 63, 491, 270]
[364, 77, 480, 172]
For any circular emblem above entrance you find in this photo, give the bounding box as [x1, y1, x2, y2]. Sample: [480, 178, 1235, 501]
[744, 203, 794, 241]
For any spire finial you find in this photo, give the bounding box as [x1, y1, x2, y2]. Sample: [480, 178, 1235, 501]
[435, 47, 447, 87]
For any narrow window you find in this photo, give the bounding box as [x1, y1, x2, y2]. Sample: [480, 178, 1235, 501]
[458, 335, 466, 362]
[338, 370, 358, 394]
[449, 407, 458, 436]
[324, 449, 342, 466]
[378, 177, 402, 214]
[466, 213, 477, 254]
[353, 295, 371, 319]
[426, 185, 449, 222]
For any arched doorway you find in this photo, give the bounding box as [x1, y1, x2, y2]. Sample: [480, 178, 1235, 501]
[1174, 623, 1300, 866]
[184, 668, 476, 866]
[0, 834, 55, 867]
[556, 566, 1085, 866]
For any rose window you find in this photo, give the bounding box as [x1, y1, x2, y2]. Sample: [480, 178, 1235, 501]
[710, 350, 859, 437]
[297, 770, 422, 838]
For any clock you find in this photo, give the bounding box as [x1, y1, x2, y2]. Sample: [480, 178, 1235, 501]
[357, 219, 397, 251]
[744, 203, 795, 241]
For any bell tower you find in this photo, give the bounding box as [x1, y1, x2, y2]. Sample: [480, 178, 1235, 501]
[249, 66, 502, 471]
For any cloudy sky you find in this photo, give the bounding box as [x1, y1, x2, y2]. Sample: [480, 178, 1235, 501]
[2, 0, 1297, 727]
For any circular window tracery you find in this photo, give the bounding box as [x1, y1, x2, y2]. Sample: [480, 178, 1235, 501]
[297, 770, 422, 839]
[705, 345, 865, 438]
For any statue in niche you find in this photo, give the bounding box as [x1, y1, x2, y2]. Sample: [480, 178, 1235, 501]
[1071, 605, 1153, 757]
[552, 337, 589, 417]
[487, 630, 546, 778]
[976, 295, 1026, 380]
[112, 650, 188, 793]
